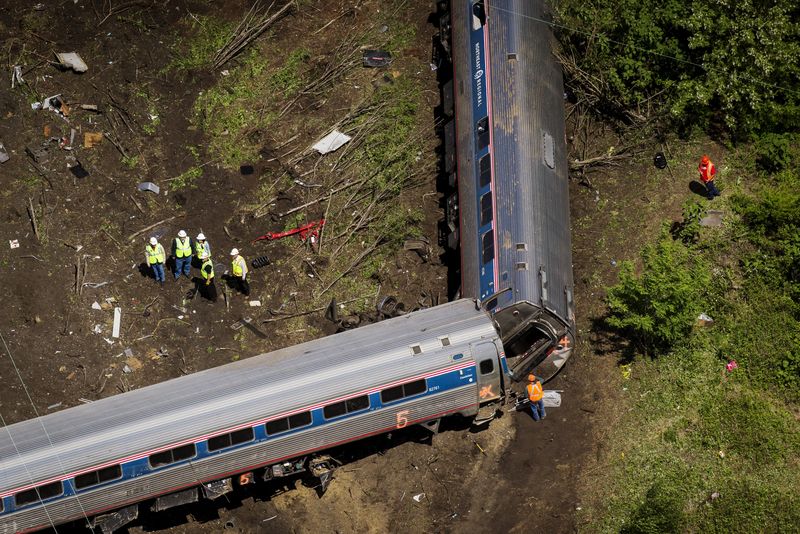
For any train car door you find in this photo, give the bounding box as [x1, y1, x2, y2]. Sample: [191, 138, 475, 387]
[472, 341, 501, 404]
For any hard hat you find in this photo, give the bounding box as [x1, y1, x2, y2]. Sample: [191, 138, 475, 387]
[197, 233, 206, 240]
[178, 230, 187, 238]
[230, 248, 239, 256]
[201, 252, 210, 260]
[701, 155, 710, 164]
[149, 236, 157, 246]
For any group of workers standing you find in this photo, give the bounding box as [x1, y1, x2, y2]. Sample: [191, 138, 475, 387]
[144, 231, 250, 302]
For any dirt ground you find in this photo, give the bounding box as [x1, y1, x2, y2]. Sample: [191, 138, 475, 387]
[0, 1, 706, 533]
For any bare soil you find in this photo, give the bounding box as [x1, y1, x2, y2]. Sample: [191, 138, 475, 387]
[0, 1, 712, 533]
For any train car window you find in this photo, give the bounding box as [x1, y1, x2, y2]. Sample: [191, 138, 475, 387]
[471, 1, 486, 30]
[404, 379, 427, 396]
[482, 230, 495, 264]
[15, 481, 63, 507]
[485, 297, 498, 311]
[74, 465, 122, 490]
[480, 192, 493, 226]
[149, 443, 197, 468]
[208, 427, 254, 452]
[479, 359, 495, 375]
[381, 385, 404, 403]
[324, 402, 347, 419]
[325, 396, 369, 420]
[440, 336, 451, 347]
[476, 117, 490, 150]
[479, 154, 491, 187]
[346, 395, 370, 413]
[288, 411, 312, 429]
[265, 418, 290, 436]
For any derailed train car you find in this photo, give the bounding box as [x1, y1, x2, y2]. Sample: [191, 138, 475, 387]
[0, 301, 504, 533]
[439, 0, 575, 381]
[0, 0, 574, 531]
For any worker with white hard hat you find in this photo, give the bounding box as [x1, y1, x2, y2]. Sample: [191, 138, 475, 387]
[172, 229, 192, 280]
[230, 248, 250, 296]
[194, 232, 211, 260]
[193, 232, 211, 270]
[145, 236, 166, 287]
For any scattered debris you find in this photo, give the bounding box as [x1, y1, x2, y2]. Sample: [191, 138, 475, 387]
[240, 164, 254, 175]
[543, 390, 562, 408]
[112, 308, 122, 338]
[697, 312, 714, 327]
[93, 324, 103, 334]
[412, 493, 425, 503]
[725, 360, 738, 373]
[709, 491, 721, 501]
[80, 104, 100, 112]
[103, 337, 114, 345]
[125, 356, 143, 372]
[47, 402, 63, 411]
[137, 181, 161, 195]
[0, 142, 9, 163]
[312, 130, 351, 154]
[362, 49, 392, 68]
[11, 65, 24, 88]
[700, 210, 724, 227]
[653, 152, 668, 169]
[403, 237, 431, 262]
[248, 300, 262, 307]
[83, 132, 103, 148]
[122, 364, 132, 374]
[376, 296, 405, 319]
[91, 302, 102, 310]
[56, 52, 89, 73]
[9, 239, 19, 249]
[251, 255, 270, 269]
[253, 219, 325, 244]
[69, 162, 89, 178]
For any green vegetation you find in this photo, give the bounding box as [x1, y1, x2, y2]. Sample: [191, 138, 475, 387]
[170, 166, 203, 190]
[554, 0, 800, 136]
[193, 47, 310, 167]
[167, 15, 233, 71]
[591, 148, 800, 531]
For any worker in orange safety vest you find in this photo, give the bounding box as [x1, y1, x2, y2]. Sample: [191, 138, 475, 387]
[698, 155, 721, 200]
[526, 374, 546, 421]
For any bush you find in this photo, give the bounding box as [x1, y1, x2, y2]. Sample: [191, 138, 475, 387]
[605, 231, 710, 351]
[754, 133, 800, 173]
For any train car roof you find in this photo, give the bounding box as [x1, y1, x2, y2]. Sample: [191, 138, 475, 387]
[0, 299, 495, 492]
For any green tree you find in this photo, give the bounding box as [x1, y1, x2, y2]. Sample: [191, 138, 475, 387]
[605, 231, 710, 351]
[554, 0, 800, 136]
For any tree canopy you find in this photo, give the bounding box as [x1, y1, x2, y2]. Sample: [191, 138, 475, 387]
[554, 0, 800, 137]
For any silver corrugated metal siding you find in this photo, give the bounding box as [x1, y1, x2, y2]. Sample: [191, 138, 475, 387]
[488, 0, 573, 321]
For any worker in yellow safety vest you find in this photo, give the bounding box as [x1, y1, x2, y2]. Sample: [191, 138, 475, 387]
[145, 236, 166, 287]
[194, 232, 211, 267]
[229, 248, 250, 296]
[526, 374, 546, 421]
[199, 252, 217, 302]
[172, 230, 192, 280]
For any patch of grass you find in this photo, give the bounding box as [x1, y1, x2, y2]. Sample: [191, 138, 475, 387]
[171, 166, 202, 190]
[193, 47, 310, 167]
[121, 155, 139, 169]
[167, 15, 233, 71]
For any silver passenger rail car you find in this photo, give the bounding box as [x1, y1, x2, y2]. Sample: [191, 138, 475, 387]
[0, 300, 504, 533]
[441, 0, 575, 382]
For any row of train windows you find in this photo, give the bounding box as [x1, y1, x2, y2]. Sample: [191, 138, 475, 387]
[9, 379, 429, 508]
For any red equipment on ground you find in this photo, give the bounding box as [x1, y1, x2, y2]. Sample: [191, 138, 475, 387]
[253, 219, 325, 244]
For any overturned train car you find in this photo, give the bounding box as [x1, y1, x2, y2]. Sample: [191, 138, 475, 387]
[439, 0, 575, 381]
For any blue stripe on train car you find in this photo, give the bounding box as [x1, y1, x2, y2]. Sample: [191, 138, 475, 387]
[468, 8, 496, 300]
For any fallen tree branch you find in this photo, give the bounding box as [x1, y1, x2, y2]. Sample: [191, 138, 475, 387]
[126, 215, 182, 242]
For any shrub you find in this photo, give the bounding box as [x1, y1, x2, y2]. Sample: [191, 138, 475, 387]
[605, 231, 710, 351]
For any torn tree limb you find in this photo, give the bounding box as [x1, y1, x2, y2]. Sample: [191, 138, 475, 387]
[278, 179, 363, 218]
[126, 215, 182, 242]
[27, 198, 39, 241]
[212, 2, 294, 69]
[261, 296, 367, 324]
